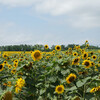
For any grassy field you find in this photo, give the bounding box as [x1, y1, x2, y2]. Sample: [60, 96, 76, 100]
[0, 43, 100, 100]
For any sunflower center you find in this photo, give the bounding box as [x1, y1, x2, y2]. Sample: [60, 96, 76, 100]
[0, 65, 3, 69]
[34, 52, 40, 58]
[93, 56, 96, 59]
[57, 47, 60, 49]
[91, 52, 93, 55]
[74, 53, 76, 55]
[74, 58, 79, 63]
[57, 87, 62, 92]
[85, 61, 89, 66]
[69, 76, 75, 82]
[4, 55, 7, 57]
[4, 61, 7, 64]
[13, 70, 16, 72]
[59, 56, 62, 59]
[84, 54, 87, 57]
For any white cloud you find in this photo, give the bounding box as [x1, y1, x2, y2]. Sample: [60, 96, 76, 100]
[0, 0, 100, 29]
[0, 0, 42, 7]
[0, 0, 100, 28]
[0, 22, 33, 45]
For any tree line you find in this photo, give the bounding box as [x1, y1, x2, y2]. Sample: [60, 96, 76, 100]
[0, 44, 100, 51]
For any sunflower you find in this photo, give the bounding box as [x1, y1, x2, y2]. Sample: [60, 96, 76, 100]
[73, 52, 78, 56]
[46, 56, 50, 59]
[75, 45, 80, 50]
[82, 60, 91, 68]
[91, 61, 95, 66]
[86, 44, 89, 47]
[0, 64, 4, 71]
[90, 88, 97, 93]
[82, 52, 88, 59]
[65, 51, 68, 55]
[55, 45, 61, 51]
[81, 49, 85, 54]
[90, 86, 100, 93]
[52, 50, 55, 54]
[2, 53, 8, 58]
[78, 71, 88, 75]
[44, 45, 49, 49]
[55, 85, 64, 94]
[90, 51, 94, 55]
[92, 55, 97, 60]
[16, 78, 25, 88]
[87, 57, 90, 60]
[31, 50, 42, 61]
[8, 65, 12, 69]
[58, 55, 62, 59]
[3, 61, 7, 65]
[68, 48, 72, 50]
[85, 40, 88, 43]
[72, 57, 80, 65]
[2, 91, 12, 100]
[15, 78, 25, 93]
[13, 63, 18, 68]
[14, 59, 18, 63]
[11, 68, 16, 74]
[15, 86, 22, 94]
[66, 73, 76, 84]
[7, 81, 11, 87]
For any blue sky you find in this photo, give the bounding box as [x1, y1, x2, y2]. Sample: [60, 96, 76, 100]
[0, 0, 100, 46]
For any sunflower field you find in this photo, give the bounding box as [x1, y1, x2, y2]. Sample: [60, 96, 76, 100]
[0, 41, 100, 100]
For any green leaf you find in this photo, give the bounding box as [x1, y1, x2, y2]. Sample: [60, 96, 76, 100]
[61, 70, 69, 75]
[76, 77, 91, 87]
[40, 89, 46, 95]
[68, 86, 77, 91]
[49, 77, 57, 83]
[55, 65, 60, 72]
[35, 83, 42, 87]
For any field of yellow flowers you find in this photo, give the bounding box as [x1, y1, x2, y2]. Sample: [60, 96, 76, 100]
[0, 41, 100, 100]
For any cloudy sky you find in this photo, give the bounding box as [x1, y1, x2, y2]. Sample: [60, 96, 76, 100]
[0, 0, 100, 46]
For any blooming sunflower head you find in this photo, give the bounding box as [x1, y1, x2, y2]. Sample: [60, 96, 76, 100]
[44, 45, 49, 49]
[55, 85, 64, 94]
[72, 57, 80, 65]
[55, 45, 61, 51]
[16, 78, 25, 88]
[90, 51, 94, 55]
[11, 68, 16, 74]
[85, 40, 88, 43]
[31, 50, 42, 61]
[73, 52, 78, 56]
[87, 57, 90, 60]
[3, 61, 7, 65]
[92, 55, 97, 60]
[2, 53, 8, 58]
[0, 64, 4, 71]
[7, 65, 12, 69]
[98, 61, 100, 63]
[86, 44, 89, 47]
[65, 51, 68, 55]
[82, 52, 88, 59]
[81, 49, 85, 54]
[58, 55, 62, 59]
[91, 61, 95, 66]
[66, 73, 76, 84]
[82, 60, 91, 68]
[90, 88, 98, 93]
